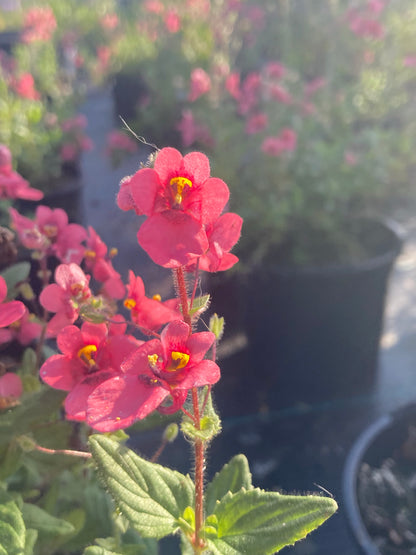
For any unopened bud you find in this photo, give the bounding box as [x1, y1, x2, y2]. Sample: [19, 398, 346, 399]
[19, 282, 35, 301]
[163, 422, 179, 443]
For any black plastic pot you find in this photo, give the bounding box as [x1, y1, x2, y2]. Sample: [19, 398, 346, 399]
[343, 402, 416, 555]
[211, 219, 403, 416]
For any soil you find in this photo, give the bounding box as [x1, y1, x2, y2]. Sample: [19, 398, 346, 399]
[357, 410, 416, 554]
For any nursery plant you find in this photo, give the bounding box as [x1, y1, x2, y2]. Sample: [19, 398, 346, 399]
[0, 144, 337, 554]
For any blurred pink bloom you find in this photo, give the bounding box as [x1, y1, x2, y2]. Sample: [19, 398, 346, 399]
[144, 0, 164, 14]
[239, 72, 261, 114]
[344, 151, 358, 166]
[0, 373, 22, 399]
[0, 307, 42, 346]
[0, 145, 43, 201]
[404, 55, 416, 67]
[188, 68, 211, 102]
[225, 72, 241, 100]
[261, 128, 297, 156]
[106, 130, 138, 154]
[367, 0, 385, 14]
[22, 6, 57, 43]
[0, 276, 25, 329]
[177, 110, 214, 148]
[61, 115, 87, 133]
[268, 83, 292, 104]
[10, 73, 40, 100]
[346, 8, 384, 39]
[264, 61, 286, 80]
[305, 77, 326, 97]
[97, 46, 111, 72]
[40, 263, 91, 336]
[245, 113, 268, 135]
[100, 13, 119, 30]
[10, 205, 87, 264]
[165, 9, 181, 33]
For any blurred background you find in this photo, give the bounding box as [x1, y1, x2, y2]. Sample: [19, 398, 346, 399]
[1, 1, 416, 553]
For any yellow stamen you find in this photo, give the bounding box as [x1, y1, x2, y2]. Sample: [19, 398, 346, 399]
[43, 224, 58, 238]
[167, 351, 190, 372]
[84, 249, 96, 259]
[152, 294, 162, 302]
[77, 344, 97, 367]
[148, 354, 159, 369]
[109, 247, 118, 258]
[170, 176, 192, 204]
[124, 298, 136, 310]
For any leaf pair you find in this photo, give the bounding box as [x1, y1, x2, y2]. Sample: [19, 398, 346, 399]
[89, 435, 337, 554]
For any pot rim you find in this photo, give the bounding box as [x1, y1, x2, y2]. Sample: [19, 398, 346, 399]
[342, 401, 416, 555]
[259, 218, 404, 278]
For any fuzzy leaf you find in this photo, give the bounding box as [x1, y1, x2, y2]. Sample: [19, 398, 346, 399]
[205, 454, 253, 515]
[0, 489, 26, 555]
[189, 294, 210, 318]
[1, 262, 31, 298]
[21, 503, 75, 539]
[209, 488, 337, 554]
[89, 435, 194, 540]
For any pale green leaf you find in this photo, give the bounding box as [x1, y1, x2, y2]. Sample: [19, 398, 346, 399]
[1, 262, 31, 297]
[89, 434, 194, 540]
[205, 454, 252, 515]
[0, 489, 26, 555]
[21, 503, 75, 539]
[189, 294, 210, 318]
[210, 488, 337, 554]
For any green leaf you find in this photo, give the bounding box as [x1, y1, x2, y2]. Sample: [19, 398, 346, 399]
[89, 435, 194, 540]
[209, 313, 225, 342]
[209, 488, 338, 554]
[1, 262, 31, 298]
[189, 294, 210, 318]
[181, 392, 221, 443]
[0, 489, 26, 555]
[205, 454, 252, 515]
[83, 547, 120, 555]
[21, 503, 75, 539]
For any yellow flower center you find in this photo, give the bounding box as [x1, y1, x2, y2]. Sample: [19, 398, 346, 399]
[43, 224, 58, 238]
[152, 294, 161, 301]
[124, 298, 136, 310]
[170, 176, 192, 205]
[84, 249, 96, 259]
[148, 354, 160, 369]
[167, 351, 190, 372]
[77, 344, 97, 367]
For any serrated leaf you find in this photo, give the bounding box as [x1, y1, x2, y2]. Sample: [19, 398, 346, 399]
[21, 503, 75, 539]
[89, 434, 195, 540]
[84, 547, 120, 555]
[24, 528, 38, 555]
[210, 488, 337, 554]
[205, 454, 252, 515]
[0, 489, 26, 555]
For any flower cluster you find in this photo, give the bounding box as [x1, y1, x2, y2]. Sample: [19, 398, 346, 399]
[0, 147, 241, 433]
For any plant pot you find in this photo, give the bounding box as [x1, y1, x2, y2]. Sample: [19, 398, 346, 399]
[343, 402, 416, 554]
[210, 218, 403, 416]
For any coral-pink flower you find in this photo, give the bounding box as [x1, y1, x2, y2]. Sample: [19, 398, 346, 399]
[86, 320, 220, 431]
[0, 276, 25, 328]
[0, 145, 43, 201]
[123, 271, 180, 333]
[165, 9, 181, 32]
[177, 110, 214, 148]
[188, 68, 211, 102]
[40, 322, 142, 422]
[118, 147, 229, 268]
[22, 6, 57, 43]
[84, 227, 125, 299]
[261, 128, 297, 157]
[0, 307, 41, 346]
[0, 373, 23, 399]
[10, 73, 40, 100]
[40, 263, 91, 336]
[10, 205, 86, 263]
[186, 212, 243, 273]
[245, 113, 268, 135]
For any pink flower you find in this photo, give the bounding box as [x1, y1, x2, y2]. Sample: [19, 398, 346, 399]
[144, 0, 164, 14]
[105, 130, 138, 155]
[118, 148, 229, 268]
[100, 13, 119, 30]
[86, 320, 220, 431]
[0, 145, 43, 201]
[304, 77, 326, 97]
[0, 276, 25, 328]
[165, 9, 181, 33]
[344, 151, 359, 166]
[188, 68, 211, 102]
[123, 271, 180, 333]
[10, 73, 40, 100]
[225, 72, 241, 101]
[22, 7, 57, 43]
[10, 205, 87, 263]
[84, 227, 125, 300]
[404, 55, 416, 67]
[39, 263, 92, 336]
[264, 61, 286, 80]
[238, 72, 261, 114]
[186, 212, 243, 272]
[0, 373, 23, 399]
[40, 322, 141, 422]
[176, 110, 214, 148]
[0, 307, 41, 346]
[261, 128, 297, 156]
[245, 113, 268, 135]
[268, 84, 292, 104]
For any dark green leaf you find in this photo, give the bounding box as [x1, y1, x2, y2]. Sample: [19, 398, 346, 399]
[21, 503, 75, 539]
[0, 489, 26, 555]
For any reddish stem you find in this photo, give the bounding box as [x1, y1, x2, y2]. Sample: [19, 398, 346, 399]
[175, 267, 192, 328]
[33, 444, 92, 458]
